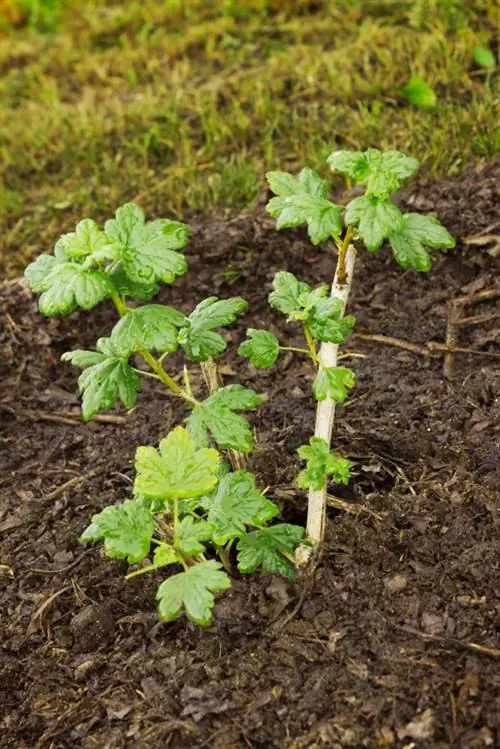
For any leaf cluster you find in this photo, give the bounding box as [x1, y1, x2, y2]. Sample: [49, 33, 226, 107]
[82, 427, 304, 626]
[266, 148, 455, 272]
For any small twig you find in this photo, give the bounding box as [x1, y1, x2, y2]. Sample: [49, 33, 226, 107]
[354, 333, 500, 360]
[392, 624, 500, 659]
[444, 299, 461, 378]
[26, 585, 73, 637]
[326, 494, 382, 520]
[29, 550, 93, 575]
[4, 406, 128, 425]
[45, 471, 97, 500]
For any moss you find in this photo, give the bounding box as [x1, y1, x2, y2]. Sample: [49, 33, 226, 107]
[0, 0, 497, 276]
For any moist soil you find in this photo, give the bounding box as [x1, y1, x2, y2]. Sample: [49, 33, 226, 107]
[1, 164, 499, 749]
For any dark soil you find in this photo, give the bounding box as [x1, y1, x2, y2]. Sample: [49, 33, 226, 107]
[1, 164, 499, 749]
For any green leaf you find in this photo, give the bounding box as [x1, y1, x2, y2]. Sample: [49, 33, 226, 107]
[111, 304, 187, 356]
[202, 471, 279, 545]
[268, 271, 311, 316]
[80, 497, 154, 563]
[266, 168, 342, 244]
[134, 426, 220, 500]
[345, 196, 402, 252]
[313, 366, 355, 403]
[401, 76, 437, 110]
[297, 437, 352, 490]
[24, 254, 59, 293]
[187, 385, 262, 453]
[35, 263, 110, 316]
[326, 151, 369, 182]
[104, 203, 189, 286]
[156, 560, 231, 626]
[110, 263, 160, 302]
[55, 218, 116, 260]
[237, 524, 305, 578]
[62, 337, 140, 420]
[152, 544, 180, 569]
[328, 148, 419, 198]
[238, 329, 280, 368]
[178, 296, 248, 362]
[307, 298, 356, 344]
[388, 212, 455, 271]
[176, 516, 213, 556]
[473, 45, 496, 68]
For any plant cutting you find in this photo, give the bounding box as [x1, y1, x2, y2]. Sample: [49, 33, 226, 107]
[24, 148, 455, 625]
[239, 148, 455, 561]
[24, 202, 305, 626]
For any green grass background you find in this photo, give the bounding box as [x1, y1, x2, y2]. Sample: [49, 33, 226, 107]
[0, 0, 497, 276]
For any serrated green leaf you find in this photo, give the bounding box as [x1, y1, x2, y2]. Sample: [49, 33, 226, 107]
[24, 254, 59, 293]
[80, 497, 154, 563]
[156, 560, 231, 626]
[111, 304, 187, 356]
[268, 271, 311, 315]
[55, 218, 116, 260]
[187, 385, 262, 453]
[388, 212, 455, 271]
[473, 44, 496, 68]
[110, 263, 160, 302]
[328, 148, 419, 198]
[326, 150, 370, 181]
[313, 366, 355, 403]
[297, 437, 352, 490]
[134, 426, 220, 500]
[307, 298, 356, 344]
[104, 203, 189, 286]
[202, 471, 279, 545]
[177, 296, 248, 362]
[35, 263, 110, 316]
[62, 337, 140, 420]
[345, 196, 402, 252]
[238, 329, 280, 368]
[175, 516, 213, 556]
[237, 524, 304, 578]
[401, 75, 437, 110]
[152, 544, 180, 569]
[266, 168, 342, 244]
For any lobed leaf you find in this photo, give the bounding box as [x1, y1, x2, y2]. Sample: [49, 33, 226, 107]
[266, 168, 342, 244]
[202, 471, 279, 545]
[388, 213, 455, 271]
[156, 560, 231, 626]
[80, 497, 154, 563]
[307, 298, 356, 344]
[187, 385, 262, 453]
[345, 196, 402, 252]
[178, 296, 248, 362]
[36, 263, 110, 316]
[104, 203, 189, 286]
[268, 271, 311, 316]
[328, 148, 419, 198]
[238, 329, 280, 368]
[237, 524, 305, 578]
[62, 337, 140, 420]
[55, 218, 116, 260]
[134, 426, 220, 501]
[297, 437, 352, 490]
[176, 516, 213, 556]
[313, 366, 355, 403]
[111, 304, 187, 356]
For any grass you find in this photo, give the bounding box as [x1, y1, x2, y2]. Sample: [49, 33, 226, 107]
[0, 0, 498, 276]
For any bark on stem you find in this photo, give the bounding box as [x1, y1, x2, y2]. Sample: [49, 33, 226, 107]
[296, 243, 356, 564]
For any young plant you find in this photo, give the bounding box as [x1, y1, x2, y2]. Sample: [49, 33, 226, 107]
[239, 148, 455, 559]
[24, 202, 304, 626]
